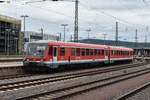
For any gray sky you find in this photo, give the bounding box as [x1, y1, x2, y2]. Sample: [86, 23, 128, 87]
[0, 0, 150, 42]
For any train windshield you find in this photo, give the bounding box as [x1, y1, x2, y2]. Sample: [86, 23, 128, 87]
[27, 43, 47, 58]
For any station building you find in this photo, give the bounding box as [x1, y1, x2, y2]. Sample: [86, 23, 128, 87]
[24, 31, 59, 42]
[0, 14, 21, 55]
[23, 31, 59, 51]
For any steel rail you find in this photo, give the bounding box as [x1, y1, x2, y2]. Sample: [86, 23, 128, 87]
[116, 81, 150, 100]
[0, 63, 148, 93]
[21, 65, 150, 100]
[0, 63, 146, 91]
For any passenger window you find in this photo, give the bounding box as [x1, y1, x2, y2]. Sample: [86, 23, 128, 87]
[117, 50, 119, 55]
[86, 49, 89, 56]
[114, 50, 116, 55]
[131, 51, 133, 55]
[60, 47, 65, 56]
[98, 49, 100, 56]
[71, 48, 75, 56]
[91, 49, 93, 56]
[111, 50, 113, 55]
[76, 48, 80, 56]
[95, 49, 97, 56]
[102, 49, 104, 55]
[82, 48, 85, 56]
[49, 47, 53, 56]
[119, 51, 121, 55]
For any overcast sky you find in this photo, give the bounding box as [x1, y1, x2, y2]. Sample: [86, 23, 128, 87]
[0, 0, 150, 42]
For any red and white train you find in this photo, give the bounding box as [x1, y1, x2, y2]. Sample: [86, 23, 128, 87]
[23, 40, 133, 71]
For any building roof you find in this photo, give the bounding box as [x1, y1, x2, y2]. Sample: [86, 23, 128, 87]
[0, 14, 21, 24]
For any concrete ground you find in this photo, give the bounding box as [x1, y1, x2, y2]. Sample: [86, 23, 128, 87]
[0, 62, 23, 67]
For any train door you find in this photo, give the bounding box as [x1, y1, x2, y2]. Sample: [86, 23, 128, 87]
[53, 46, 57, 62]
[105, 48, 108, 60]
[108, 47, 111, 63]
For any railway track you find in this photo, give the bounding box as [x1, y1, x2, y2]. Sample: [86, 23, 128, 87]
[0, 62, 148, 100]
[0, 63, 146, 91]
[0, 63, 138, 80]
[19, 63, 150, 100]
[116, 81, 150, 100]
[0, 74, 36, 80]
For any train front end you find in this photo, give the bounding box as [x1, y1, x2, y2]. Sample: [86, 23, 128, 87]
[23, 42, 50, 72]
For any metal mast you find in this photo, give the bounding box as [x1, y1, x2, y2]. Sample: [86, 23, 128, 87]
[86, 28, 91, 40]
[135, 29, 138, 47]
[61, 24, 68, 42]
[103, 33, 107, 45]
[74, 0, 78, 42]
[115, 21, 118, 46]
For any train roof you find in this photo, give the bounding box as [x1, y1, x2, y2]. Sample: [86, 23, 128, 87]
[30, 40, 133, 51]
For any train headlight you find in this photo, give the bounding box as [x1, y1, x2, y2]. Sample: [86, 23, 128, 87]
[41, 59, 44, 62]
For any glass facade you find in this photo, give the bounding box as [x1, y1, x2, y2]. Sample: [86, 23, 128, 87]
[0, 16, 21, 54]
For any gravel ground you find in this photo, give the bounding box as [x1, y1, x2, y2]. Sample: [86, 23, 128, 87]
[0, 64, 149, 100]
[125, 85, 150, 100]
[0, 64, 149, 86]
[70, 66, 150, 100]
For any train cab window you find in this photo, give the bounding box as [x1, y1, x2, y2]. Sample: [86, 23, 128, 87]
[86, 49, 89, 56]
[60, 47, 65, 56]
[91, 49, 94, 56]
[49, 47, 53, 56]
[76, 48, 80, 56]
[98, 49, 100, 56]
[95, 49, 97, 56]
[71, 48, 75, 56]
[102, 49, 104, 55]
[82, 48, 85, 56]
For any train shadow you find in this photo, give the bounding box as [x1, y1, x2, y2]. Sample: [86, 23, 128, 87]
[22, 60, 132, 75]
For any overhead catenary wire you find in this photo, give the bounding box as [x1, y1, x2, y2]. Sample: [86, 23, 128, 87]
[80, 1, 149, 29]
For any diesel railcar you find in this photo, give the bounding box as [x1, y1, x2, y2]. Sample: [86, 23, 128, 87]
[23, 40, 133, 71]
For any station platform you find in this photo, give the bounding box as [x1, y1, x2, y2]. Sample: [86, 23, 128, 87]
[0, 62, 23, 67]
[0, 57, 23, 67]
[0, 57, 22, 60]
